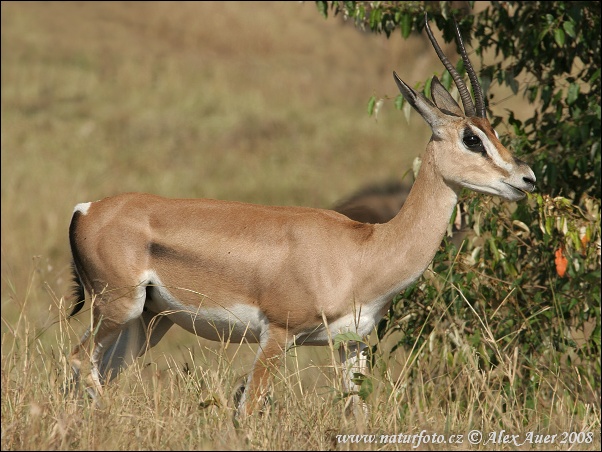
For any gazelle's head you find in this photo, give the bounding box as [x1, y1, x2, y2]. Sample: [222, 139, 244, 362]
[394, 15, 535, 201]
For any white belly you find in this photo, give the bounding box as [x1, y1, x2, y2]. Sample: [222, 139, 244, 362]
[143, 271, 269, 343]
[293, 299, 386, 346]
[141, 271, 390, 347]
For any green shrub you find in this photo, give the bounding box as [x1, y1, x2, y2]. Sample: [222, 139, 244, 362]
[318, 0, 601, 410]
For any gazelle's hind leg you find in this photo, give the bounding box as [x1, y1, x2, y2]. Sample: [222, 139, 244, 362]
[69, 285, 173, 401]
[68, 327, 91, 395]
[97, 310, 174, 383]
[69, 318, 125, 400]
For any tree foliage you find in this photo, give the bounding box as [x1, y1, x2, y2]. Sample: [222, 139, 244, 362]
[317, 1, 601, 409]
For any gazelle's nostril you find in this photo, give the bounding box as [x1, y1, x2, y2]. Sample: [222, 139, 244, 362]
[523, 176, 536, 185]
[523, 176, 536, 192]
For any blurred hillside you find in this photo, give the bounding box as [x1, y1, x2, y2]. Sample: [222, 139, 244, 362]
[0, 1, 443, 299]
[1, 0, 528, 355]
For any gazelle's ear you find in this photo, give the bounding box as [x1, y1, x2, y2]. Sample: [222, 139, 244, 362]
[393, 71, 447, 129]
[430, 76, 464, 117]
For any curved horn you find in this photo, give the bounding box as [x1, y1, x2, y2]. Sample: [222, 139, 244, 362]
[452, 19, 486, 118]
[424, 13, 476, 117]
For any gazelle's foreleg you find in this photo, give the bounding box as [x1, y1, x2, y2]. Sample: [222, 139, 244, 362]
[237, 327, 288, 417]
[339, 340, 369, 417]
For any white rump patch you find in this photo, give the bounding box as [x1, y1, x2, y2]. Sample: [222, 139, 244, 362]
[73, 202, 92, 215]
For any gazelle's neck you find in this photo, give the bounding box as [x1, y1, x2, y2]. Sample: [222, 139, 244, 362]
[358, 147, 459, 303]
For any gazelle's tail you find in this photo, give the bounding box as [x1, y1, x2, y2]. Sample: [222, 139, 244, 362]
[68, 210, 86, 317]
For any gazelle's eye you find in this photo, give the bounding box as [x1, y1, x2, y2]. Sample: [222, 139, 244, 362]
[463, 133, 485, 153]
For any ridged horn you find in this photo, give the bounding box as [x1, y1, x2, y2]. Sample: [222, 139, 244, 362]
[424, 13, 477, 118]
[451, 18, 486, 118]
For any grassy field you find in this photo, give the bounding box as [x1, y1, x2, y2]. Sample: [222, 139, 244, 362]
[1, 2, 599, 450]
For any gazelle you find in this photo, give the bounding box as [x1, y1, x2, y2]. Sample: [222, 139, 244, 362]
[67, 15, 535, 416]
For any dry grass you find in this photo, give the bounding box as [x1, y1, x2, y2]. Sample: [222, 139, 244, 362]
[1, 2, 599, 450]
[3, 267, 600, 450]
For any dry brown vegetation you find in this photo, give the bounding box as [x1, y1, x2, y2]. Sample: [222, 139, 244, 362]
[2, 2, 599, 450]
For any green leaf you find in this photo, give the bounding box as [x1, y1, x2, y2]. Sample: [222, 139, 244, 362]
[554, 28, 565, 47]
[333, 331, 364, 349]
[358, 377, 374, 401]
[562, 21, 576, 38]
[316, 1, 328, 19]
[394, 94, 404, 110]
[367, 95, 376, 116]
[400, 13, 412, 39]
[527, 85, 539, 103]
[488, 237, 501, 262]
[545, 216, 554, 235]
[423, 77, 432, 99]
[351, 371, 366, 385]
[505, 71, 519, 94]
[441, 71, 452, 90]
[541, 84, 552, 109]
[369, 8, 381, 31]
[567, 83, 580, 105]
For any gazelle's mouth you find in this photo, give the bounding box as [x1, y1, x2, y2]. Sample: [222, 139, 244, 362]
[503, 182, 530, 199]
